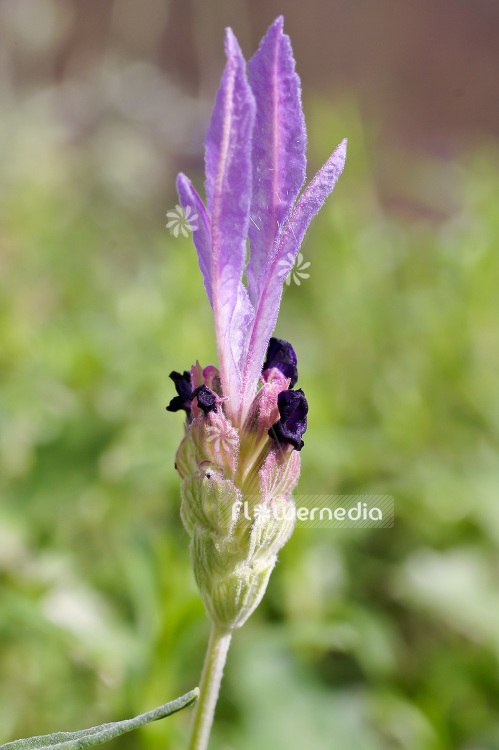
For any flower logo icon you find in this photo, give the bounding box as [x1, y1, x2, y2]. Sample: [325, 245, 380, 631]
[277, 252, 311, 286]
[166, 204, 199, 238]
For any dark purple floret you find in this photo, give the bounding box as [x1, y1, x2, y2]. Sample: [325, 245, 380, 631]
[268, 388, 308, 451]
[166, 370, 193, 415]
[263, 337, 298, 387]
[192, 384, 218, 416]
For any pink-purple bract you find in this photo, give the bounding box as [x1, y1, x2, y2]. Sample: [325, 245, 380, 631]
[177, 16, 346, 425]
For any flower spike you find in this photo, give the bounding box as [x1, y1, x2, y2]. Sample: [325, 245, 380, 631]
[171, 17, 345, 634]
[170, 18, 346, 748]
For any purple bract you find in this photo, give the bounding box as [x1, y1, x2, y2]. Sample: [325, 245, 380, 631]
[177, 16, 346, 425]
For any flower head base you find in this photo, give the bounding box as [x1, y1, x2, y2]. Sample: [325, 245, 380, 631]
[168, 17, 346, 630]
[172, 349, 302, 629]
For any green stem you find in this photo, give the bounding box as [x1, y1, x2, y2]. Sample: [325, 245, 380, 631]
[187, 624, 232, 750]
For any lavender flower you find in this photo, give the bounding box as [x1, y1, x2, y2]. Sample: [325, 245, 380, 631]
[269, 388, 309, 451]
[166, 370, 193, 417]
[169, 17, 346, 750]
[262, 337, 299, 387]
[170, 15, 346, 628]
[169, 17, 345, 632]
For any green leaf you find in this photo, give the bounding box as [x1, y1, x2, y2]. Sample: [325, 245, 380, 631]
[0, 689, 199, 750]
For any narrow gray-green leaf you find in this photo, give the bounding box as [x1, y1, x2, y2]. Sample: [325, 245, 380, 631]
[0, 688, 199, 750]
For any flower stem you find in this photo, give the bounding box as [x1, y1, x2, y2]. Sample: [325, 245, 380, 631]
[187, 624, 232, 750]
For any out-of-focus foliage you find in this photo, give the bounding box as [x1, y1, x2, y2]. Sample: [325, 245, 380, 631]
[1, 59, 499, 750]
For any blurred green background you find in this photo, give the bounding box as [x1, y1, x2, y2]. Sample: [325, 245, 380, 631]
[1, 1, 499, 748]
